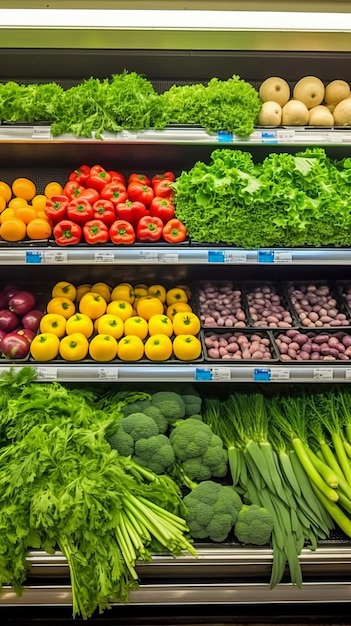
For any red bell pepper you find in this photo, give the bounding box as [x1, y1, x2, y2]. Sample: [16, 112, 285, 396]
[108, 170, 126, 187]
[151, 171, 176, 186]
[83, 219, 109, 245]
[45, 195, 69, 225]
[67, 198, 94, 226]
[136, 215, 163, 242]
[87, 164, 112, 192]
[63, 180, 84, 200]
[127, 183, 154, 207]
[68, 164, 91, 186]
[162, 218, 187, 244]
[149, 197, 175, 224]
[109, 220, 135, 245]
[76, 187, 100, 205]
[153, 178, 175, 200]
[116, 200, 148, 227]
[100, 181, 128, 207]
[128, 172, 151, 186]
[92, 199, 116, 226]
[53, 220, 82, 246]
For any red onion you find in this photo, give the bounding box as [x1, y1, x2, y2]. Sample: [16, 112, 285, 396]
[0, 309, 20, 332]
[8, 291, 36, 316]
[21, 309, 44, 333]
[1, 332, 30, 359]
[16, 328, 36, 343]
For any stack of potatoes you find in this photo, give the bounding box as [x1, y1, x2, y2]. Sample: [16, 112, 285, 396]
[258, 76, 351, 127]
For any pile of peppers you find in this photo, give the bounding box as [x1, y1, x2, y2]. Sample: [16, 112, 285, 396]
[45, 164, 188, 246]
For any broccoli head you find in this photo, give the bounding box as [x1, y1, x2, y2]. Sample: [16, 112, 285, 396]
[151, 391, 186, 424]
[107, 428, 134, 456]
[107, 412, 158, 457]
[170, 418, 228, 482]
[134, 434, 175, 474]
[121, 399, 151, 416]
[182, 393, 202, 417]
[143, 405, 168, 434]
[183, 481, 242, 542]
[234, 504, 274, 546]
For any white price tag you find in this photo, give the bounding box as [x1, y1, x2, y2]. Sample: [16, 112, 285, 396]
[97, 367, 118, 380]
[32, 126, 51, 139]
[158, 253, 179, 263]
[274, 251, 293, 264]
[224, 251, 247, 263]
[35, 367, 58, 381]
[94, 252, 115, 263]
[270, 368, 290, 381]
[139, 250, 158, 262]
[345, 369, 351, 380]
[212, 367, 231, 381]
[313, 368, 333, 380]
[43, 250, 68, 264]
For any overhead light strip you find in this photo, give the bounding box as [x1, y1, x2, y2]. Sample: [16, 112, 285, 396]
[0, 9, 351, 31]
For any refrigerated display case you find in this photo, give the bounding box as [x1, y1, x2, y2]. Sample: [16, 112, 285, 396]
[2, 2, 351, 622]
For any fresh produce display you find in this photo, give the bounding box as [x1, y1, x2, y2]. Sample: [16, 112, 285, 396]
[288, 283, 350, 328]
[198, 281, 247, 328]
[0, 72, 262, 138]
[0, 285, 44, 359]
[258, 75, 351, 127]
[203, 331, 274, 360]
[275, 329, 351, 361]
[0, 177, 54, 242]
[47, 165, 187, 246]
[246, 284, 295, 329]
[174, 147, 351, 247]
[29, 280, 202, 362]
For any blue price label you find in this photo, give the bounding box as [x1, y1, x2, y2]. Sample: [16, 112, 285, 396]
[195, 368, 213, 381]
[208, 250, 225, 263]
[261, 131, 278, 144]
[258, 250, 274, 264]
[254, 368, 271, 382]
[217, 131, 233, 143]
[26, 251, 42, 264]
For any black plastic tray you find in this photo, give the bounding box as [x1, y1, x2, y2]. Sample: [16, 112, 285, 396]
[196, 280, 250, 330]
[201, 329, 279, 363]
[244, 281, 299, 330]
[272, 328, 351, 362]
[286, 281, 351, 330]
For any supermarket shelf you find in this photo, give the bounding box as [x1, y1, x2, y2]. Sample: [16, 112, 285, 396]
[3, 581, 351, 607]
[4, 246, 351, 266]
[2, 125, 351, 146]
[4, 362, 351, 383]
[25, 544, 351, 580]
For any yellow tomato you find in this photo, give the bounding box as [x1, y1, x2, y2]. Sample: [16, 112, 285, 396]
[59, 332, 89, 361]
[32, 194, 48, 211]
[106, 299, 133, 322]
[44, 181, 64, 198]
[166, 302, 192, 320]
[117, 335, 144, 361]
[123, 316, 149, 340]
[0, 217, 26, 242]
[148, 314, 173, 337]
[134, 284, 149, 299]
[172, 334, 202, 361]
[12, 177, 36, 201]
[136, 296, 164, 321]
[110, 283, 135, 304]
[166, 287, 188, 306]
[91, 282, 112, 303]
[79, 292, 107, 319]
[144, 334, 173, 361]
[76, 283, 92, 303]
[30, 332, 60, 361]
[89, 334, 118, 362]
[52, 281, 77, 301]
[148, 284, 166, 303]
[65, 313, 94, 338]
[8, 197, 28, 210]
[97, 313, 124, 339]
[39, 313, 67, 338]
[0, 196, 5, 214]
[46, 297, 76, 319]
[0, 208, 15, 224]
[0, 181, 12, 203]
[172, 312, 201, 336]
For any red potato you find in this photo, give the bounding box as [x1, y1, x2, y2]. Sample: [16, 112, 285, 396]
[288, 283, 350, 328]
[204, 331, 273, 360]
[275, 329, 351, 361]
[199, 281, 247, 328]
[246, 284, 294, 328]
